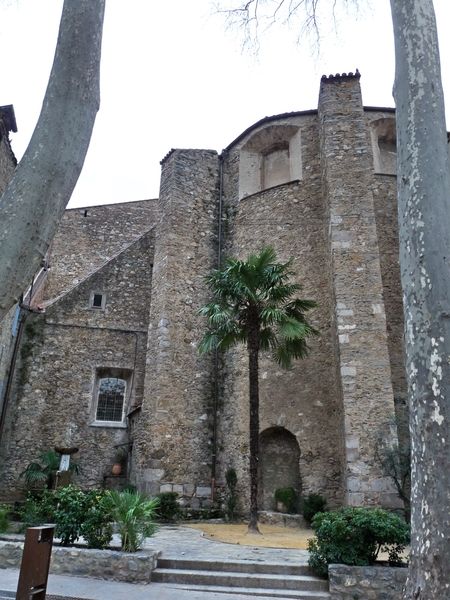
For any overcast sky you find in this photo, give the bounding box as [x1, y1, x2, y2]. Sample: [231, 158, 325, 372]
[0, 0, 449, 208]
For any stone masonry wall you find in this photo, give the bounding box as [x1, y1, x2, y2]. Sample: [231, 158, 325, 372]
[0, 541, 159, 584]
[370, 162, 409, 449]
[218, 113, 345, 511]
[135, 150, 219, 507]
[319, 74, 399, 508]
[328, 564, 407, 599]
[0, 233, 153, 498]
[44, 199, 158, 301]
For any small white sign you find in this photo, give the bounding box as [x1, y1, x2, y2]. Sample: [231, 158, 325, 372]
[59, 454, 70, 472]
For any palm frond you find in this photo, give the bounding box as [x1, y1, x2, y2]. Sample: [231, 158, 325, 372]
[273, 337, 311, 368]
[198, 333, 220, 354]
[199, 246, 318, 367]
[260, 306, 283, 322]
[20, 463, 48, 485]
[279, 318, 317, 341]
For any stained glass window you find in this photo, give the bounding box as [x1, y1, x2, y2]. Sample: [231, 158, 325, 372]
[96, 377, 126, 422]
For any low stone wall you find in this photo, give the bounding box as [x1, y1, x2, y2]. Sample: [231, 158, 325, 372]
[329, 564, 408, 599]
[258, 510, 307, 528]
[0, 541, 159, 583]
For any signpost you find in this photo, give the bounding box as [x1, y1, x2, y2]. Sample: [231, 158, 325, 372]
[16, 525, 54, 600]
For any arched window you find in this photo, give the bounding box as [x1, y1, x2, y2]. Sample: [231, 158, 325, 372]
[91, 368, 132, 427]
[96, 377, 126, 422]
[239, 124, 302, 198]
[370, 117, 397, 175]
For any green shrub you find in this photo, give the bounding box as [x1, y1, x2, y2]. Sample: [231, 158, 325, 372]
[307, 507, 410, 577]
[19, 491, 56, 529]
[156, 492, 180, 522]
[19, 487, 114, 548]
[108, 490, 159, 552]
[123, 484, 137, 494]
[80, 491, 113, 549]
[274, 487, 298, 513]
[53, 485, 88, 546]
[302, 493, 327, 523]
[0, 504, 10, 533]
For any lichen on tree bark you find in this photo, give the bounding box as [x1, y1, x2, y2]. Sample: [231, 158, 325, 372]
[390, 0, 450, 597]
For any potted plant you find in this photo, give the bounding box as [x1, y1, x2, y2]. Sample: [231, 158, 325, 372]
[274, 487, 298, 514]
[112, 446, 128, 477]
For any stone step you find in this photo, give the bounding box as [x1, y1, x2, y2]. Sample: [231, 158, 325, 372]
[157, 557, 311, 575]
[164, 583, 331, 599]
[151, 568, 329, 592]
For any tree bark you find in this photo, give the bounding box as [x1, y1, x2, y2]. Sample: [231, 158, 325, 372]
[247, 320, 261, 534]
[390, 1, 450, 597]
[0, 0, 105, 320]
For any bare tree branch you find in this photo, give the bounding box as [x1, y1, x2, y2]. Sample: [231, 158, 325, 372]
[214, 0, 361, 52]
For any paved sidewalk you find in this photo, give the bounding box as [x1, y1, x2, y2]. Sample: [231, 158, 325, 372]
[0, 525, 310, 599]
[0, 569, 296, 599]
[143, 525, 310, 563]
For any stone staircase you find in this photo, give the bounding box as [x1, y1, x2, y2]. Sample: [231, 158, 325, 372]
[152, 557, 330, 598]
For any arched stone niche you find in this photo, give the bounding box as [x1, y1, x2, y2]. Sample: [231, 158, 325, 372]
[370, 117, 397, 175]
[239, 124, 302, 199]
[258, 426, 301, 511]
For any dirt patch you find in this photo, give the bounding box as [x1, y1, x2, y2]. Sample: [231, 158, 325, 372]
[186, 522, 313, 549]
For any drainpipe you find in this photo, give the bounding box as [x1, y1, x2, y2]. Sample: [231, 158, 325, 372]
[210, 152, 226, 503]
[0, 306, 28, 444]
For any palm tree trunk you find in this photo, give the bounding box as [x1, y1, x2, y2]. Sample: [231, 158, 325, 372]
[248, 323, 261, 534]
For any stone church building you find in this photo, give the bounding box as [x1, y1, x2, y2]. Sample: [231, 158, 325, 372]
[0, 73, 409, 513]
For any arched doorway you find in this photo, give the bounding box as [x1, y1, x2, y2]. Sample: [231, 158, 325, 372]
[259, 427, 301, 511]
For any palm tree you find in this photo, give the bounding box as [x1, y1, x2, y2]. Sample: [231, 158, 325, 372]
[199, 247, 318, 533]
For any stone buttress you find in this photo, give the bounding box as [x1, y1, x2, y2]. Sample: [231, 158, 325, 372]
[135, 149, 220, 508]
[318, 72, 400, 507]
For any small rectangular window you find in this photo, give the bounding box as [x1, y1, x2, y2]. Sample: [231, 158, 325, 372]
[89, 291, 106, 310]
[92, 294, 103, 308]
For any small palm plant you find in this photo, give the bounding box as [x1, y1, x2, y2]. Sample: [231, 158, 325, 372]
[20, 450, 79, 490]
[108, 490, 159, 552]
[199, 247, 318, 533]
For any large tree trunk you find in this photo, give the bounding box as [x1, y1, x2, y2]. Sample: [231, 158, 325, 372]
[390, 1, 450, 597]
[0, 0, 105, 320]
[247, 322, 261, 534]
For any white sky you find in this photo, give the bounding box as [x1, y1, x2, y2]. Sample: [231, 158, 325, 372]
[0, 0, 449, 208]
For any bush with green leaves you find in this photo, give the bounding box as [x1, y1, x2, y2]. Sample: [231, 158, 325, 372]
[19, 487, 113, 548]
[307, 507, 410, 577]
[302, 493, 327, 523]
[108, 490, 159, 552]
[274, 487, 298, 513]
[80, 490, 113, 549]
[53, 485, 88, 546]
[20, 490, 56, 529]
[156, 492, 180, 522]
[225, 467, 238, 521]
[0, 504, 10, 533]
